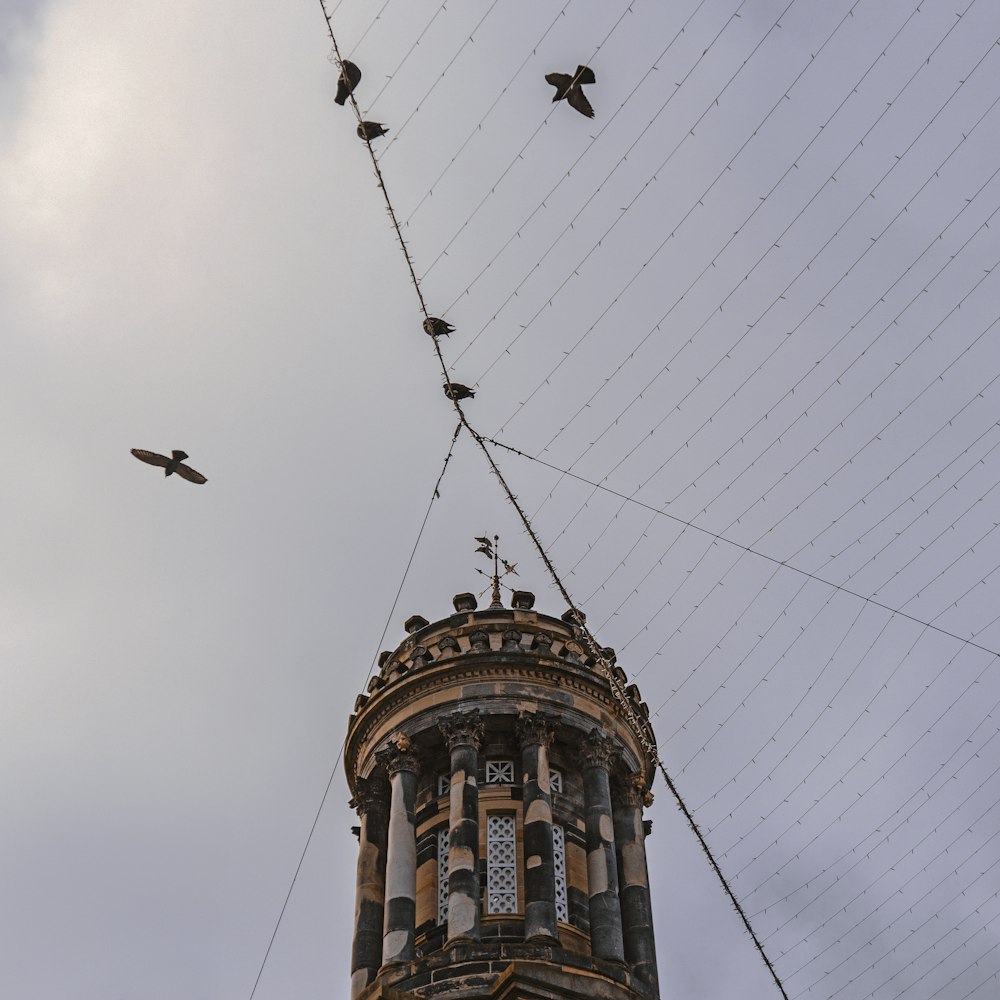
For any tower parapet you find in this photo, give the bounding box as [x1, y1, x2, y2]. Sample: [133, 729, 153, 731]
[345, 591, 660, 1000]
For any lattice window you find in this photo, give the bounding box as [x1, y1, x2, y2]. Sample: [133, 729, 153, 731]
[552, 824, 568, 922]
[485, 759, 515, 784]
[437, 828, 450, 924]
[486, 814, 518, 913]
[549, 769, 562, 793]
[437, 773, 451, 797]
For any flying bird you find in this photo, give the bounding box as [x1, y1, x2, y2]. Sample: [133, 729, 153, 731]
[443, 382, 475, 402]
[545, 65, 596, 118]
[131, 449, 207, 484]
[357, 121, 389, 140]
[423, 316, 455, 338]
[335, 60, 361, 105]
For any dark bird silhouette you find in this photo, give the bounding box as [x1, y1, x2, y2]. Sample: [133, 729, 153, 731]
[545, 65, 596, 118]
[357, 121, 389, 140]
[443, 382, 475, 401]
[424, 316, 455, 338]
[475, 543, 492, 557]
[131, 449, 207, 484]
[335, 61, 361, 105]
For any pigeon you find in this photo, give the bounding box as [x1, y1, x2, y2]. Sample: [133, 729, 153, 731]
[423, 316, 455, 338]
[357, 121, 389, 140]
[545, 65, 596, 118]
[131, 449, 207, 484]
[335, 60, 361, 105]
[443, 382, 475, 402]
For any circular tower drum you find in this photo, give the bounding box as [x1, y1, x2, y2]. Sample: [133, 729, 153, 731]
[345, 589, 661, 1000]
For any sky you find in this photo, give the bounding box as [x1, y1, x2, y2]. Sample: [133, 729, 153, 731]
[2, 1, 1000, 998]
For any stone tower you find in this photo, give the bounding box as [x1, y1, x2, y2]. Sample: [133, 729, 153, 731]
[344, 588, 660, 1000]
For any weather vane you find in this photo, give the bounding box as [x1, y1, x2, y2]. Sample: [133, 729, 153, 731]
[474, 534, 519, 608]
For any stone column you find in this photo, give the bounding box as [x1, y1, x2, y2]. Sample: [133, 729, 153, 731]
[438, 710, 484, 943]
[581, 730, 625, 963]
[350, 776, 390, 998]
[517, 712, 559, 943]
[378, 736, 421, 965]
[613, 771, 660, 997]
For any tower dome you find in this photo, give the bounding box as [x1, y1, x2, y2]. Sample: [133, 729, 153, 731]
[345, 589, 660, 1000]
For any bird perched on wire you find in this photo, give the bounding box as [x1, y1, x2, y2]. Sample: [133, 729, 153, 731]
[424, 316, 455, 338]
[335, 60, 361, 105]
[357, 121, 389, 141]
[545, 65, 596, 118]
[130, 449, 207, 484]
[443, 382, 475, 401]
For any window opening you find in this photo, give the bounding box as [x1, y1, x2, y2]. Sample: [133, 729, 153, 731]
[437, 828, 450, 924]
[486, 814, 517, 913]
[552, 824, 568, 922]
[485, 760, 515, 784]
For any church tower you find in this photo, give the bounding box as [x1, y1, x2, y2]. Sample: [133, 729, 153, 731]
[344, 586, 661, 1000]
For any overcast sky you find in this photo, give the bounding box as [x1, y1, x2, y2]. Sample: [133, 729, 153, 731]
[3, 1, 1000, 998]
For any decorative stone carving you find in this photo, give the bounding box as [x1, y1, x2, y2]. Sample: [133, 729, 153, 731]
[437, 635, 460, 655]
[530, 631, 553, 654]
[501, 628, 522, 651]
[611, 769, 648, 809]
[468, 629, 490, 653]
[581, 730, 615, 770]
[438, 710, 484, 751]
[410, 645, 433, 668]
[561, 640, 584, 664]
[516, 711, 556, 749]
[350, 775, 390, 817]
[377, 734, 421, 778]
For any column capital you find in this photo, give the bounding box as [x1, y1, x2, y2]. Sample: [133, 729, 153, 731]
[611, 769, 650, 809]
[438, 709, 484, 751]
[377, 733, 422, 778]
[350, 775, 390, 817]
[516, 711, 557, 749]
[580, 729, 615, 770]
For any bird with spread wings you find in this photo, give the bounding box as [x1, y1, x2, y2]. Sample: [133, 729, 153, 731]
[130, 449, 207, 484]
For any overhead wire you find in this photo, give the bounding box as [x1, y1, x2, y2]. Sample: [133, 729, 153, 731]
[481, 0, 971, 420]
[445, 0, 747, 362]
[316, 5, 794, 996]
[534, 47, 1000, 535]
[567, 178, 1000, 667]
[482, 434, 1000, 662]
[376, 1, 502, 151]
[402, 0, 577, 228]
[246, 421, 463, 999]
[470, 0, 793, 389]
[362, 0, 450, 115]
[524, 0, 926, 461]
[418, 1, 639, 279]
